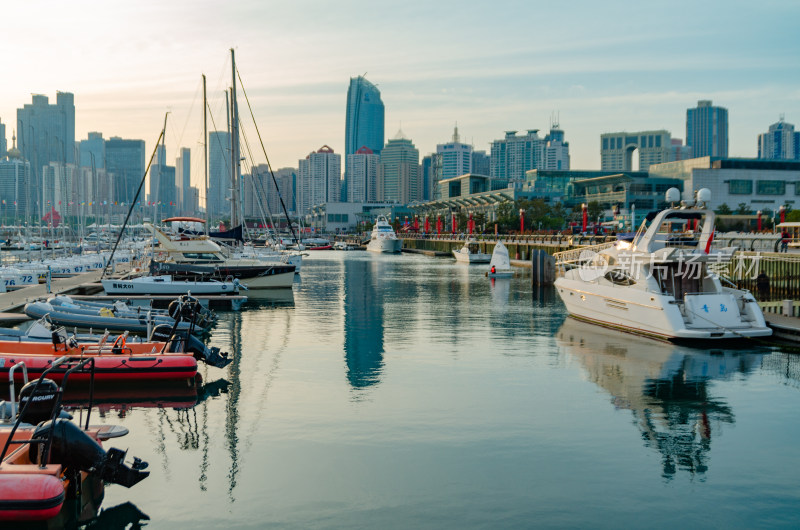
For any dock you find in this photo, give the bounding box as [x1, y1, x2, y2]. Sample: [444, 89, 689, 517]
[0, 265, 248, 317]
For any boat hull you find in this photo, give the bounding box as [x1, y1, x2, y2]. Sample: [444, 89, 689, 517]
[101, 277, 240, 295]
[0, 473, 65, 521]
[555, 277, 772, 341]
[0, 349, 198, 381]
[366, 239, 402, 253]
[24, 302, 194, 334]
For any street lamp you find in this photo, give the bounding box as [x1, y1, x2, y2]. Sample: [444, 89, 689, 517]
[581, 203, 588, 233]
[519, 208, 524, 234]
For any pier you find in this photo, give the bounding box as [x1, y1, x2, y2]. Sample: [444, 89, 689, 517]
[0, 264, 247, 317]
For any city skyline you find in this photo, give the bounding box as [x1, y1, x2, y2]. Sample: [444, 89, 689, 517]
[2, 0, 799, 193]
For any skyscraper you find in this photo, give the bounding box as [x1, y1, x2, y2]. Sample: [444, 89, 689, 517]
[378, 131, 420, 204]
[758, 117, 798, 160]
[149, 144, 177, 216]
[79, 132, 105, 169]
[686, 100, 728, 158]
[437, 126, 473, 181]
[176, 147, 191, 212]
[208, 131, 231, 221]
[346, 146, 379, 202]
[345, 76, 384, 200]
[0, 118, 6, 160]
[542, 124, 570, 170]
[0, 135, 29, 221]
[16, 92, 76, 166]
[601, 130, 671, 171]
[471, 150, 490, 177]
[105, 137, 145, 205]
[298, 146, 341, 215]
[490, 130, 542, 181]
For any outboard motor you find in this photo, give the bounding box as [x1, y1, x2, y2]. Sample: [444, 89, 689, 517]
[18, 378, 61, 424]
[30, 419, 149, 488]
[185, 334, 230, 368]
[149, 324, 230, 368]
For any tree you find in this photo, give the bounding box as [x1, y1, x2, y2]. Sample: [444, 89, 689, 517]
[587, 201, 603, 224]
[735, 203, 752, 215]
[715, 203, 732, 215]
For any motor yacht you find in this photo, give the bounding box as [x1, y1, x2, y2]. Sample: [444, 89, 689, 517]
[554, 188, 771, 341]
[366, 216, 402, 253]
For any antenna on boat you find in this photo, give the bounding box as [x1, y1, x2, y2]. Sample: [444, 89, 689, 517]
[695, 188, 711, 209]
[665, 188, 680, 208]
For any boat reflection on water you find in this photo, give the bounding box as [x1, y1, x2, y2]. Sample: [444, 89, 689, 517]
[59, 377, 230, 416]
[243, 287, 295, 306]
[556, 317, 766, 480]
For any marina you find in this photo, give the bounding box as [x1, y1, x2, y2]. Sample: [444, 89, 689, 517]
[0, 250, 792, 528]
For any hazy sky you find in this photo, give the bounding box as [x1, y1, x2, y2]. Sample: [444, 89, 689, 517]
[2, 0, 799, 191]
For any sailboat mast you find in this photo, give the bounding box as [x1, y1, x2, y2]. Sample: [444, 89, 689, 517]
[230, 47, 241, 230]
[203, 74, 209, 236]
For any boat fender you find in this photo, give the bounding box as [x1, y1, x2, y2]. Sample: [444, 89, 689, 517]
[30, 419, 150, 488]
[112, 334, 127, 354]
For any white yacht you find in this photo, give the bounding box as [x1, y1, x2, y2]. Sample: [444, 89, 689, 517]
[145, 222, 295, 289]
[366, 216, 402, 253]
[453, 238, 491, 263]
[554, 188, 771, 341]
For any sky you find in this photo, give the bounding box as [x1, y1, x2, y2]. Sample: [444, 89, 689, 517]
[2, 0, 799, 192]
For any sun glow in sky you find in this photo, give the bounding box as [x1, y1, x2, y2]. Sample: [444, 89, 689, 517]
[2, 0, 799, 190]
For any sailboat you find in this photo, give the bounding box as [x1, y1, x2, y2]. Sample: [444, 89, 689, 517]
[487, 241, 513, 278]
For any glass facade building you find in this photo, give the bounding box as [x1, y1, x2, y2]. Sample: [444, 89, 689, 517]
[345, 76, 384, 199]
[105, 137, 145, 205]
[686, 100, 728, 158]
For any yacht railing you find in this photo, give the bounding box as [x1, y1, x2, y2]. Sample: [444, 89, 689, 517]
[553, 241, 616, 265]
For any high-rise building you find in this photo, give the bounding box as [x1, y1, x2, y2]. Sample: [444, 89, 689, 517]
[601, 130, 672, 171]
[542, 124, 570, 170]
[298, 146, 341, 215]
[471, 150, 490, 177]
[16, 92, 76, 166]
[490, 130, 542, 181]
[79, 132, 105, 169]
[0, 135, 29, 221]
[686, 100, 728, 158]
[421, 154, 441, 201]
[41, 162, 79, 219]
[758, 117, 798, 160]
[243, 165, 297, 221]
[176, 147, 191, 212]
[437, 126, 473, 181]
[208, 131, 231, 221]
[0, 118, 6, 160]
[345, 76, 384, 200]
[149, 144, 176, 216]
[346, 146, 379, 202]
[670, 138, 691, 162]
[378, 131, 420, 204]
[105, 137, 145, 205]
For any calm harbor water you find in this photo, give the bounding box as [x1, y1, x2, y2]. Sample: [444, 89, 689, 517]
[59, 251, 800, 528]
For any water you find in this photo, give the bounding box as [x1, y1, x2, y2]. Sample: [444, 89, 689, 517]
[56, 252, 800, 527]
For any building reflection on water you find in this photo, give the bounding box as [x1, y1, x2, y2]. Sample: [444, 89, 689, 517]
[556, 317, 765, 480]
[342, 258, 385, 392]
